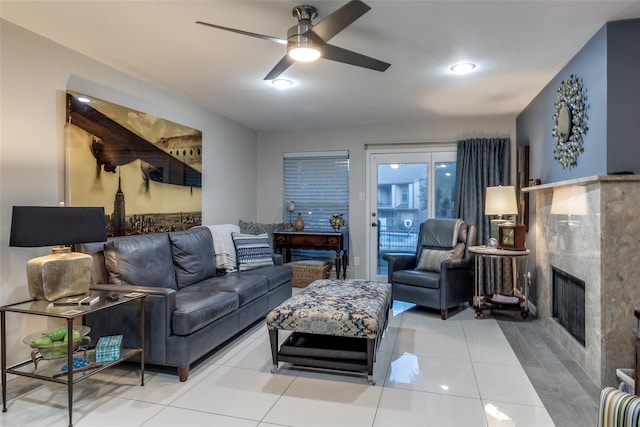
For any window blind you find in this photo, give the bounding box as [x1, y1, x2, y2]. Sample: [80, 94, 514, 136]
[283, 151, 349, 231]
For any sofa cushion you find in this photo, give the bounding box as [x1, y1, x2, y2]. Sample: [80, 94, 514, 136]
[169, 228, 216, 288]
[104, 234, 177, 289]
[173, 289, 239, 336]
[239, 264, 293, 290]
[232, 232, 275, 271]
[416, 249, 454, 272]
[201, 273, 269, 306]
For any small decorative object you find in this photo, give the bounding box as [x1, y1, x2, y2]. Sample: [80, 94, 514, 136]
[294, 213, 305, 231]
[552, 74, 589, 169]
[498, 221, 526, 251]
[488, 237, 498, 249]
[24, 325, 91, 368]
[95, 335, 123, 363]
[329, 213, 346, 230]
[286, 200, 295, 231]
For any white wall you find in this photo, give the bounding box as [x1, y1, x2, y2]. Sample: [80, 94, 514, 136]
[257, 116, 516, 278]
[0, 20, 257, 364]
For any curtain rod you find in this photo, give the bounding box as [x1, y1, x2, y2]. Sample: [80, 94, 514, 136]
[364, 139, 459, 150]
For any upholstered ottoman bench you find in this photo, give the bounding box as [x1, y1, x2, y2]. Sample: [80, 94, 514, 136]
[266, 279, 392, 384]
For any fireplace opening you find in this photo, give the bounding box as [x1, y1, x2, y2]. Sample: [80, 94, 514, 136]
[552, 266, 586, 346]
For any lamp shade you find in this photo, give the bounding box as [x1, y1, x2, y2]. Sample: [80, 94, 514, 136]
[10, 206, 107, 301]
[484, 186, 518, 216]
[10, 206, 107, 247]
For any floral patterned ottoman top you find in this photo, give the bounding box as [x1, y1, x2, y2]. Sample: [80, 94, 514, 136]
[266, 279, 392, 339]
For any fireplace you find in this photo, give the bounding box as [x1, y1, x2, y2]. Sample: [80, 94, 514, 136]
[552, 266, 585, 346]
[523, 176, 640, 387]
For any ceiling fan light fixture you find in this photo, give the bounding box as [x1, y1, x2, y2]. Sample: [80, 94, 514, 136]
[288, 46, 321, 62]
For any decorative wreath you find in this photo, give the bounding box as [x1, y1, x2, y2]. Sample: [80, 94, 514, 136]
[552, 74, 588, 169]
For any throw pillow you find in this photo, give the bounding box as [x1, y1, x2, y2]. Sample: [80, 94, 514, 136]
[416, 248, 454, 273]
[238, 220, 284, 249]
[232, 232, 275, 271]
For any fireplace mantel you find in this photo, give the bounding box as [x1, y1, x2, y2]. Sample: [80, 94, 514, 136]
[522, 174, 640, 193]
[529, 175, 640, 387]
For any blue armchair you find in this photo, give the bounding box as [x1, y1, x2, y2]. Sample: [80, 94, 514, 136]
[383, 218, 476, 320]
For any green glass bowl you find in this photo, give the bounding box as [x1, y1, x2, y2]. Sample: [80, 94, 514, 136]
[23, 326, 91, 359]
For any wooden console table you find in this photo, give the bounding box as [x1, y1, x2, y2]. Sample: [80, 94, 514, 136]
[274, 231, 349, 279]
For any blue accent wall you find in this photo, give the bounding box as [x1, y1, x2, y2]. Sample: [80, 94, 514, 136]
[607, 19, 640, 174]
[517, 19, 640, 183]
[515, 19, 640, 305]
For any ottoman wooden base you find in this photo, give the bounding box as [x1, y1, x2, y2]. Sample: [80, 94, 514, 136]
[266, 279, 391, 384]
[269, 331, 376, 382]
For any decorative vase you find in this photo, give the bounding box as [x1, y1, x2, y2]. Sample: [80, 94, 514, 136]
[332, 225, 341, 231]
[294, 213, 305, 231]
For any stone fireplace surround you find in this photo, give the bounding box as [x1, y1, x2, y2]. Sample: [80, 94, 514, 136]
[523, 175, 640, 387]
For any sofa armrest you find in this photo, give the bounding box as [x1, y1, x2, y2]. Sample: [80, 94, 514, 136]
[90, 283, 174, 296]
[439, 258, 474, 306]
[90, 283, 176, 326]
[87, 284, 177, 365]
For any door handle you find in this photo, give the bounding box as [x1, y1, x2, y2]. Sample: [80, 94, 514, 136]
[371, 222, 378, 227]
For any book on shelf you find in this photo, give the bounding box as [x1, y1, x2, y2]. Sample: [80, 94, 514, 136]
[53, 295, 100, 307]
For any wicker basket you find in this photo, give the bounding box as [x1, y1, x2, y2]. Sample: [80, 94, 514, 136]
[288, 260, 333, 288]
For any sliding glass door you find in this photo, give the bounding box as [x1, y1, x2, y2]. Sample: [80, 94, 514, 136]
[366, 149, 456, 282]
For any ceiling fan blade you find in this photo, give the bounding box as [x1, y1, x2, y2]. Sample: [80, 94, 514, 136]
[309, 0, 371, 43]
[321, 43, 390, 72]
[264, 55, 295, 80]
[195, 21, 287, 45]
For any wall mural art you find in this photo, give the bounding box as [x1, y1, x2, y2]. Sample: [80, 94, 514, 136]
[65, 90, 202, 236]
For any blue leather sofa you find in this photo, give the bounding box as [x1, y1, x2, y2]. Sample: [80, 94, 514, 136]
[77, 227, 292, 381]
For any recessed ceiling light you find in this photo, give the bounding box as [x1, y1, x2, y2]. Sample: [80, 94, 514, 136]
[450, 62, 476, 74]
[76, 96, 91, 103]
[272, 79, 293, 89]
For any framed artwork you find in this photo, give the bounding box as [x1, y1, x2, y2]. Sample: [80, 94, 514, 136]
[65, 90, 202, 236]
[517, 145, 529, 231]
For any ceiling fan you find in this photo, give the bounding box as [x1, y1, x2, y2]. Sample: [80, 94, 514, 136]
[196, 0, 391, 80]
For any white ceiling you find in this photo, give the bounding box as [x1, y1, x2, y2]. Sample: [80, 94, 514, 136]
[2, 1, 640, 131]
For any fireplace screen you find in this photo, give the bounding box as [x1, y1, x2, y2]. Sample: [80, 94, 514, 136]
[552, 266, 586, 346]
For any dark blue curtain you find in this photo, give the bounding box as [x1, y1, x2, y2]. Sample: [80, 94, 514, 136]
[454, 137, 510, 246]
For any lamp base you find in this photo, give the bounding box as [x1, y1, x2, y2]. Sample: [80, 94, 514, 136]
[26, 248, 92, 301]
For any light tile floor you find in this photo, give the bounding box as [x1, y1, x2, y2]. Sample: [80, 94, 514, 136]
[1, 302, 557, 427]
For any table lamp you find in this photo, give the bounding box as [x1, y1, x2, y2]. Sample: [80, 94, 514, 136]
[286, 200, 295, 231]
[484, 185, 518, 240]
[9, 205, 107, 301]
